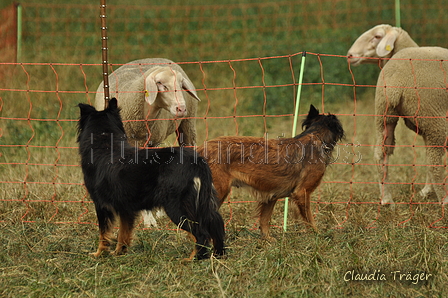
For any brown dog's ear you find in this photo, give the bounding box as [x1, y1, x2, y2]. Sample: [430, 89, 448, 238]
[308, 104, 319, 117]
[301, 104, 321, 130]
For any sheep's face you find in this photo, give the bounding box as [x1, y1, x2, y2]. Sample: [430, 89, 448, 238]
[145, 68, 188, 117]
[347, 24, 394, 66]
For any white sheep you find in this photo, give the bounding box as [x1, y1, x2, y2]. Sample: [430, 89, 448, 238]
[95, 58, 201, 226]
[347, 24, 448, 205]
[95, 58, 201, 147]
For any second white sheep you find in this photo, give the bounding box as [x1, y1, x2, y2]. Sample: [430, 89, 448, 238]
[348, 24, 448, 205]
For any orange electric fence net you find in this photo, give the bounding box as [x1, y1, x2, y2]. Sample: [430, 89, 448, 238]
[0, 1, 447, 231]
[1, 53, 447, 230]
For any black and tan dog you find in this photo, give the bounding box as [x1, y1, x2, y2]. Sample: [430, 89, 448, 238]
[77, 98, 225, 260]
[197, 105, 344, 241]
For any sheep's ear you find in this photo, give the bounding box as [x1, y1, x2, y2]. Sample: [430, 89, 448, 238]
[182, 77, 201, 101]
[144, 75, 159, 105]
[376, 28, 398, 57]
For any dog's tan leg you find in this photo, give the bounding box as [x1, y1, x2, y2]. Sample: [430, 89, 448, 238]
[112, 216, 134, 255]
[183, 247, 198, 262]
[185, 231, 197, 243]
[182, 232, 197, 262]
[90, 231, 113, 258]
[258, 200, 277, 241]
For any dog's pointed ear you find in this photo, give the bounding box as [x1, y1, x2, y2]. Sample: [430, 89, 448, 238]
[308, 104, 319, 117]
[78, 103, 97, 117]
[301, 104, 320, 130]
[108, 98, 118, 110]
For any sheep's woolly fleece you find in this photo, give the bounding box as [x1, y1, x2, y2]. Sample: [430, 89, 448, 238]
[94, 58, 200, 147]
[348, 24, 448, 204]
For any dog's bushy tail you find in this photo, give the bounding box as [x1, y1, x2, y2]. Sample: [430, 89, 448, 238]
[191, 162, 226, 258]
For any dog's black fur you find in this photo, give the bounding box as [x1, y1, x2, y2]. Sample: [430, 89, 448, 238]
[77, 98, 225, 260]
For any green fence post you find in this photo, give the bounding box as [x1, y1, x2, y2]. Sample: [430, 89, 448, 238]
[283, 51, 307, 232]
[16, 3, 22, 62]
[395, 0, 401, 27]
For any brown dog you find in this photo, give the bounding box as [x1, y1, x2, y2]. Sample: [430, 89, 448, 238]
[197, 105, 344, 240]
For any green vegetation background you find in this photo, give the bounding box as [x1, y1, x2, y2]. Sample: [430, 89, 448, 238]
[3, 0, 448, 116]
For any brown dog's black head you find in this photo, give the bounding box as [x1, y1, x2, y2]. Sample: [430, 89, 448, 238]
[299, 104, 345, 145]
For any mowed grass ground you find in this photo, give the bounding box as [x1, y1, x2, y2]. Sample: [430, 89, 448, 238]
[1, 94, 447, 297]
[0, 201, 447, 297]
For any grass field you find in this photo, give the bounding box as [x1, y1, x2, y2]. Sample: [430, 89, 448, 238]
[0, 202, 447, 297]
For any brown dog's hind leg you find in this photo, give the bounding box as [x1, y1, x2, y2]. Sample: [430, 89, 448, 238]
[210, 171, 232, 206]
[258, 200, 277, 242]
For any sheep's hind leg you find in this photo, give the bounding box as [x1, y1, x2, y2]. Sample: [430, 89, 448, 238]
[428, 164, 447, 204]
[376, 154, 395, 205]
[424, 143, 447, 204]
[374, 121, 398, 206]
[419, 172, 435, 198]
[142, 210, 158, 227]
